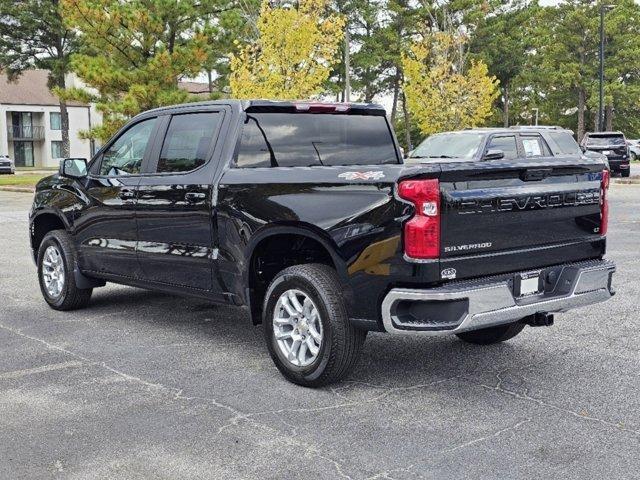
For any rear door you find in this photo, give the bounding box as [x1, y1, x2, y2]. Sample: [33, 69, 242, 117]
[135, 107, 227, 294]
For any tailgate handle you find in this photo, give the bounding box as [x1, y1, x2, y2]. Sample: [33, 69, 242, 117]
[521, 168, 552, 181]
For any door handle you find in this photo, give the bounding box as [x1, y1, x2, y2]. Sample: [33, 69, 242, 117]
[118, 189, 136, 199]
[185, 192, 206, 203]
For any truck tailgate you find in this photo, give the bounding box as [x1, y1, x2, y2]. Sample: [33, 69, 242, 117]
[438, 158, 606, 280]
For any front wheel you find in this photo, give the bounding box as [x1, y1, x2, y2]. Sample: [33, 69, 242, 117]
[263, 264, 366, 387]
[456, 322, 525, 345]
[621, 169, 630, 178]
[37, 230, 93, 311]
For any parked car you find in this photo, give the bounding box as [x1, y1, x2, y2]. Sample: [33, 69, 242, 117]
[407, 126, 603, 164]
[29, 101, 615, 387]
[581, 131, 630, 177]
[627, 139, 640, 162]
[0, 154, 15, 174]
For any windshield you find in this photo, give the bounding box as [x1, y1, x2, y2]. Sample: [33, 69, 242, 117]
[408, 132, 484, 160]
[585, 135, 625, 146]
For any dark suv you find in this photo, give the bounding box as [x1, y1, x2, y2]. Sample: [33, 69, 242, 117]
[407, 127, 592, 163]
[581, 132, 630, 177]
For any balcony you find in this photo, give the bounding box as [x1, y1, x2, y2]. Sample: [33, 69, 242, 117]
[7, 125, 45, 141]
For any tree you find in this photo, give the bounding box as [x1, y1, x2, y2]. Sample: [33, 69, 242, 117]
[61, 0, 229, 141]
[0, 0, 79, 157]
[470, 1, 537, 127]
[519, 0, 640, 139]
[402, 32, 499, 135]
[229, 0, 345, 99]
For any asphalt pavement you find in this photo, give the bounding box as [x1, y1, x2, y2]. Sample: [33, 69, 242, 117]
[1, 188, 639, 479]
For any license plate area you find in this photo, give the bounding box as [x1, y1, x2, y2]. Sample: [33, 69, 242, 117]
[514, 271, 542, 297]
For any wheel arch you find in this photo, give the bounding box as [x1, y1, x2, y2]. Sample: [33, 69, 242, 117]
[243, 223, 353, 325]
[30, 210, 71, 261]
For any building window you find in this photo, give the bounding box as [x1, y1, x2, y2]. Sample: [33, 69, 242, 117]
[51, 141, 63, 159]
[50, 112, 62, 130]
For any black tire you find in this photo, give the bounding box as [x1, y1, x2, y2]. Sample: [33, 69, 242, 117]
[263, 264, 366, 387]
[621, 169, 630, 178]
[37, 230, 93, 311]
[630, 152, 637, 162]
[456, 322, 525, 345]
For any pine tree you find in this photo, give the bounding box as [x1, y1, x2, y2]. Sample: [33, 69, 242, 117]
[61, 0, 229, 141]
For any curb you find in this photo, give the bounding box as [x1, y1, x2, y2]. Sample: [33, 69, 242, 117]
[0, 186, 35, 193]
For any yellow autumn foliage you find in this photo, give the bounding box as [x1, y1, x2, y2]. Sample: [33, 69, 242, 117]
[402, 33, 499, 135]
[230, 0, 344, 99]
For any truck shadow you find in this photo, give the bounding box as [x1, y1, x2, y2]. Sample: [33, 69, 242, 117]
[86, 286, 546, 389]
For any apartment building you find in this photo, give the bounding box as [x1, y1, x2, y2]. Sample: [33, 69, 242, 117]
[0, 70, 99, 168]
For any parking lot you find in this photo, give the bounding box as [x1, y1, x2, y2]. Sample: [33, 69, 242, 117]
[1, 187, 639, 479]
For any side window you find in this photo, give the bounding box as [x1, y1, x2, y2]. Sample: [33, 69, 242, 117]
[520, 135, 548, 157]
[157, 112, 221, 173]
[488, 135, 518, 159]
[100, 118, 157, 176]
[236, 116, 273, 168]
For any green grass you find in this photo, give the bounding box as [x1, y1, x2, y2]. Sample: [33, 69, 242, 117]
[15, 166, 57, 171]
[0, 173, 49, 187]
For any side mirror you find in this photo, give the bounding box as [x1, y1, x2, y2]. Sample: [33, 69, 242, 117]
[483, 149, 504, 161]
[59, 158, 88, 179]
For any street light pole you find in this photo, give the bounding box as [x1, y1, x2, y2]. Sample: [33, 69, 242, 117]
[598, 5, 605, 132]
[344, 26, 351, 103]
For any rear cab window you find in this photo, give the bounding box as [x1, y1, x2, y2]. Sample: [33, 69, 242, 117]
[235, 112, 399, 167]
[547, 131, 582, 155]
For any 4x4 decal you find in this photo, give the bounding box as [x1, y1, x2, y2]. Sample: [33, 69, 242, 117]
[338, 171, 385, 181]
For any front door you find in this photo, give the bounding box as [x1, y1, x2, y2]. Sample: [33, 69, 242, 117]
[136, 110, 225, 294]
[74, 116, 159, 278]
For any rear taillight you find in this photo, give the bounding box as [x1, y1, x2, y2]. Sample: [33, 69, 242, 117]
[398, 179, 440, 259]
[600, 169, 609, 235]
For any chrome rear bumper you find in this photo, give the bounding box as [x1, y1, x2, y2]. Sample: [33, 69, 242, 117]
[381, 259, 615, 335]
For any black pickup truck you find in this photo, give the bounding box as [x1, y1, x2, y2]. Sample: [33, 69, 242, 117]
[29, 100, 616, 387]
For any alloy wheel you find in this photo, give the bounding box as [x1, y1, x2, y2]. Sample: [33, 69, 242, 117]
[272, 289, 323, 367]
[42, 245, 65, 298]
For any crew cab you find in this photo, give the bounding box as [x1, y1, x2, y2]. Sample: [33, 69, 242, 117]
[581, 131, 630, 177]
[29, 101, 615, 387]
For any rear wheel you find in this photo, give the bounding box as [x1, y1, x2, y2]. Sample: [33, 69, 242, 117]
[456, 322, 525, 345]
[263, 264, 366, 387]
[630, 151, 637, 162]
[37, 230, 92, 311]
